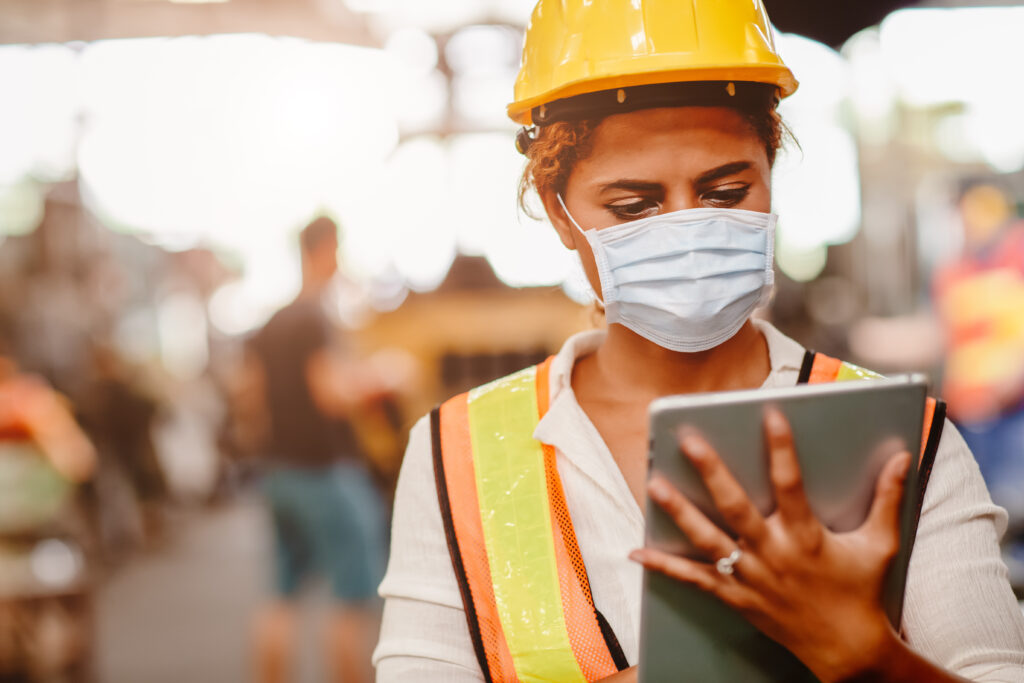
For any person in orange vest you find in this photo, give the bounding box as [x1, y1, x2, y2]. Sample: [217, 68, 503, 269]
[374, 2, 1024, 681]
[933, 183, 1024, 589]
[933, 185, 1024, 515]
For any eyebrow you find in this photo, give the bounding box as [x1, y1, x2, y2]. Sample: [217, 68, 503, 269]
[598, 179, 664, 195]
[597, 161, 754, 195]
[696, 161, 752, 185]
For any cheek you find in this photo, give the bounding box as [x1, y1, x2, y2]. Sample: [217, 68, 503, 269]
[751, 162, 773, 212]
[751, 179, 772, 213]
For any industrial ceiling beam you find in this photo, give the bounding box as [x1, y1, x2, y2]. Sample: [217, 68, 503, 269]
[0, 0, 377, 46]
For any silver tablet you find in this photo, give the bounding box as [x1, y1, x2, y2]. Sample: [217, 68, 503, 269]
[639, 376, 928, 683]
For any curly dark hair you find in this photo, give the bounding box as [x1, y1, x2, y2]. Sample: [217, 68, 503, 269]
[518, 100, 789, 216]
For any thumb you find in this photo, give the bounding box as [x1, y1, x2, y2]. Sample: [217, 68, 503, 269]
[863, 451, 912, 541]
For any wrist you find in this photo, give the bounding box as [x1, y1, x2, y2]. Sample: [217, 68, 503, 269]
[832, 625, 907, 683]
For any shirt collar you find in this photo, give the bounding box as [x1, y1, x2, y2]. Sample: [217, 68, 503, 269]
[752, 317, 806, 387]
[534, 327, 642, 523]
[545, 328, 605, 400]
[540, 319, 806, 408]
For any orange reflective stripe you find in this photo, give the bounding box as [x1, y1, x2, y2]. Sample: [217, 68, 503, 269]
[438, 394, 518, 683]
[920, 398, 937, 468]
[808, 353, 842, 383]
[535, 356, 553, 426]
[537, 358, 595, 603]
[536, 358, 621, 680]
[437, 359, 623, 682]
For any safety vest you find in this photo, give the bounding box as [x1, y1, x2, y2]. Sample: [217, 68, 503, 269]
[799, 351, 946, 514]
[431, 351, 945, 683]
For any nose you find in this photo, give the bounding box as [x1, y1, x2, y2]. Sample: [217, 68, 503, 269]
[660, 188, 702, 213]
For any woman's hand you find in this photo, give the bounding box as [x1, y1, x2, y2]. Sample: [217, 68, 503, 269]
[629, 408, 913, 683]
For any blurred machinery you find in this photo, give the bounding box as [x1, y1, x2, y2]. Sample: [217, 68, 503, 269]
[0, 365, 97, 682]
[0, 0, 374, 45]
[356, 255, 591, 423]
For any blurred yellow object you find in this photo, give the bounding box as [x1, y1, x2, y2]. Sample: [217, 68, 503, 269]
[940, 267, 1024, 419]
[948, 341, 1024, 389]
[960, 184, 1012, 248]
[941, 268, 1024, 332]
[508, 0, 798, 124]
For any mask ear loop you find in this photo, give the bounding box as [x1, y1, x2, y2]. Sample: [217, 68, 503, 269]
[556, 194, 587, 235]
[556, 194, 607, 312]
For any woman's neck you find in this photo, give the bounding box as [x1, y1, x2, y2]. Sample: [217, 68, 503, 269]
[580, 320, 772, 402]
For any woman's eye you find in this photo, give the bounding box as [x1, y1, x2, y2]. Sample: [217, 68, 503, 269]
[701, 186, 750, 208]
[606, 199, 660, 220]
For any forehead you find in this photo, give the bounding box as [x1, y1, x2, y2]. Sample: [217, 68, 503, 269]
[574, 106, 765, 181]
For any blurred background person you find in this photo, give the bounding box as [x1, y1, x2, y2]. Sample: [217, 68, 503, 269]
[933, 183, 1024, 572]
[77, 343, 167, 556]
[247, 216, 385, 683]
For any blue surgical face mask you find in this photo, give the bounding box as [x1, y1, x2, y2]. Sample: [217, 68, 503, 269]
[558, 195, 776, 353]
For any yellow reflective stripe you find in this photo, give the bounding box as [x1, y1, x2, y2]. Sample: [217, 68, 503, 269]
[467, 366, 587, 683]
[836, 361, 885, 382]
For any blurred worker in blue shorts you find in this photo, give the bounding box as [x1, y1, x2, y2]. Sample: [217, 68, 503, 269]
[247, 216, 385, 683]
[934, 184, 1024, 588]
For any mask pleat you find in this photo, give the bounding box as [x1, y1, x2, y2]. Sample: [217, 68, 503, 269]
[614, 271, 766, 306]
[609, 251, 766, 284]
[602, 227, 766, 268]
[612, 288, 762, 328]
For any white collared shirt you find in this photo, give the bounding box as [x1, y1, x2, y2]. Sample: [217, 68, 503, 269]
[374, 321, 1024, 681]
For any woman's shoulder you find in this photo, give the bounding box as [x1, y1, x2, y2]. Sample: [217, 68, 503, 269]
[380, 413, 461, 600]
[394, 414, 434, 495]
[920, 418, 1009, 534]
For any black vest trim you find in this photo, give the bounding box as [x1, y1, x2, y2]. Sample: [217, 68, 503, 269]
[430, 407, 494, 683]
[796, 349, 816, 384]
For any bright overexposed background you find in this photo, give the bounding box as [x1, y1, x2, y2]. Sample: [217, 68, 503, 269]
[3, 4, 1022, 337]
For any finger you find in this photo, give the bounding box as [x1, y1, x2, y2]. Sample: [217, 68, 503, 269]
[862, 451, 912, 544]
[629, 548, 754, 610]
[648, 474, 736, 560]
[763, 408, 816, 530]
[629, 548, 722, 594]
[678, 429, 767, 544]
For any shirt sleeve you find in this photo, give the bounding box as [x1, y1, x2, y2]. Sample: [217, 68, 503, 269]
[373, 415, 485, 682]
[902, 419, 1024, 682]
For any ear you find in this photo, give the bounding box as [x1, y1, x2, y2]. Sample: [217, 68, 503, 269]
[539, 188, 580, 252]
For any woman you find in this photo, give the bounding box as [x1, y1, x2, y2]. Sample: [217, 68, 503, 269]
[374, 1, 1024, 681]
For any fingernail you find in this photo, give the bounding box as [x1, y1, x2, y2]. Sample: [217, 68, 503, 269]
[765, 408, 787, 432]
[681, 434, 705, 458]
[628, 550, 645, 563]
[648, 477, 670, 502]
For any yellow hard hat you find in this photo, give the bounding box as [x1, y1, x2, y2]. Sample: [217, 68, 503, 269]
[508, 0, 798, 126]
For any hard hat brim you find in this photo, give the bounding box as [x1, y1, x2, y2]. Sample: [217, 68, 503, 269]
[521, 80, 781, 129]
[508, 66, 798, 125]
